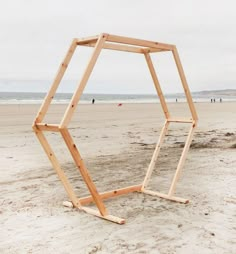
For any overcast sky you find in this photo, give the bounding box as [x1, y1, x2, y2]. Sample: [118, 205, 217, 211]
[0, 0, 235, 94]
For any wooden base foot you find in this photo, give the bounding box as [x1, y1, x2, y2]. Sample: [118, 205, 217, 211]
[142, 189, 189, 204]
[62, 201, 125, 224]
[80, 207, 125, 224]
[62, 201, 74, 208]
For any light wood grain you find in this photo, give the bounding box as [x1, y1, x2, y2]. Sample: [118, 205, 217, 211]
[32, 126, 81, 208]
[79, 185, 142, 205]
[34, 39, 77, 124]
[60, 128, 107, 216]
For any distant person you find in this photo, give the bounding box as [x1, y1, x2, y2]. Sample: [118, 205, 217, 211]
[213, 98, 216, 103]
[220, 98, 222, 103]
[211, 99, 213, 103]
[92, 98, 95, 104]
[176, 98, 178, 102]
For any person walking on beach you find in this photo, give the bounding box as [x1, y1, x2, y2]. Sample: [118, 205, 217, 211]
[92, 98, 95, 104]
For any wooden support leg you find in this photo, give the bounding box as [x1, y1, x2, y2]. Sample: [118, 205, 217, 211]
[60, 128, 108, 216]
[141, 123, 195, 204]
[142, 121, 169, 190]
[144, 53, 170, 119]
[168, 124, 196, 196]
[32, 126, 81, 208]
[34, 39, 77, 123]
[172, 47, 198, 122]
[33, 126, 125, 224]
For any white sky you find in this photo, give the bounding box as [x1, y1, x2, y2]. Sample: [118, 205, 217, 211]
[0, 0, 235, 93]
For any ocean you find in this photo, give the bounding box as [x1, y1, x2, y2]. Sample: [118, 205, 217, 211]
[0, 91, 235, 104]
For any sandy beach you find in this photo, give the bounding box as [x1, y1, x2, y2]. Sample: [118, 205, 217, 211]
[0, 102, 235, 253]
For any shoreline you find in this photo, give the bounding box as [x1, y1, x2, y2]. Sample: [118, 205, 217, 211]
[0, 100, 236, 105]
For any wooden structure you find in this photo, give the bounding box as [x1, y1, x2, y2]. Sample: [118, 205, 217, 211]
[32, 33, 198, 224]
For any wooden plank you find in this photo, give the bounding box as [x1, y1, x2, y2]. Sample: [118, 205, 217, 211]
[172, 47, 198, 121]
[79, 185, 142, 205]
[60, 128, 108, 216]
[60, 34, 108, 128]
[167, 118, 193, 123]
[144, 53, 170, 119]
[107, 34, 174, 50]
[104, 42, 142, 53]
[168, 125, 196, 196]
[80, 206, 125, 224]
[142, 189, 189, 204]
[80, 42, 166, 54]
[80, 42, 143, 53]
[32, 126, 81, 208]
[76, 35, 99, 45]
[35, 123, 60, 132]
[142, 121, 169, 190]
[101, 44, 165, 53]
[142, 48, 166, 53]
[34, 39, 77, 124]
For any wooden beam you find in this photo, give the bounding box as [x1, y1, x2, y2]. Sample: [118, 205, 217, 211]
[142, 121, 169, 190]
[142, 189, 189, 204]
[35, 123, 60, 132]
[107, 34, 174, 51]
[142, 48, 166, 53]
[167, 118, 194, 123]
[168, 124, 196, 196]
[34, 39, 77, 124]
[80, 206, 125, 224]
[104, 42, 143, 53]
[80, 42, 166, 54]
[60, 128, 108, 216]
[32, 126, 81, 208]
[76, 35, 99, 45]
[172, 47, 198, 122]
[144, 53, 170, 119]
[79, 185, 142, 205]
[80, 42, 144, 53]
[60, 34, 108, 128]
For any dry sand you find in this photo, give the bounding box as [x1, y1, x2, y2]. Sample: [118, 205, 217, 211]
[0, 102, 236, 253]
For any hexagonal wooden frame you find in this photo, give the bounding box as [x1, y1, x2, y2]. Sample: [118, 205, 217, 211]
[32, 33, 198, 224]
